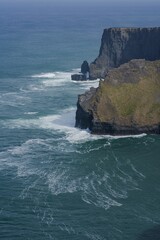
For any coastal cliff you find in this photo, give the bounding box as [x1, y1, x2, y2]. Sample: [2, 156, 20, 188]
[89, 27, 160, 79]
[75, 59, 160, 135]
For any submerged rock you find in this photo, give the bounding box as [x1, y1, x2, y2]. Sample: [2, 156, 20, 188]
[75, 59, 160, 135]
[89, 27, 160, 79]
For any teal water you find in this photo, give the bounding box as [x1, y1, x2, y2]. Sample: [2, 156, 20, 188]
[0, 1, 160, 239]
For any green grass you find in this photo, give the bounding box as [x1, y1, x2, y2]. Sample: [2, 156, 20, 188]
[91, 70, 160, 126]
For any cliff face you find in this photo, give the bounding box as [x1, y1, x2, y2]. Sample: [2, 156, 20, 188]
[76, 59, 160, 135]
[89, 27, 160, 79]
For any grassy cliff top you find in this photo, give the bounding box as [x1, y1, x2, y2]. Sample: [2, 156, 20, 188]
[86, 59, 160, 126]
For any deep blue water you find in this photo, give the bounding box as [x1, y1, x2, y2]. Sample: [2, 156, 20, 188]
[0, 1, 160, 239]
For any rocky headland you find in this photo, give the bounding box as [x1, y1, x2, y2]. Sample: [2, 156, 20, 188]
[75, 59, 160, 135]
[75, 27, 160, 135]
[72, 27, 160, 81]
[89, 27, 160, 79]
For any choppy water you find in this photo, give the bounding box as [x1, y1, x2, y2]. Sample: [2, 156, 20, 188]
[0, 1, 160, 240]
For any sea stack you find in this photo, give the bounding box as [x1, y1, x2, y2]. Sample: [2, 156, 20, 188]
[89, 27, 160, 79]
[71, 61, 89, 81]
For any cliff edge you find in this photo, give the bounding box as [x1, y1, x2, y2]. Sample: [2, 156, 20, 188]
[89, 27, 160, 79]
[76, 59, 160, 135]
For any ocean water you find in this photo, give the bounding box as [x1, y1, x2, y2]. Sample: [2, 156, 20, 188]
[0, 1, 160, 239]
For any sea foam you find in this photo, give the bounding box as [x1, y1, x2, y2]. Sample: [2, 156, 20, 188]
[32, 72, 56, 78]
[0, 106, 147, 144]
[30, 69, 100, 90]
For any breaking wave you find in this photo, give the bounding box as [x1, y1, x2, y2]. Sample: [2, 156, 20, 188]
[0, 106, 146, 144]
[27, 69, 100, 91]
[32, 72, 56, 78]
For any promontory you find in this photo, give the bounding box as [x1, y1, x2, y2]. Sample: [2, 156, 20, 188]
[90, 27, 160, 79]
[75, 27, 160, 135]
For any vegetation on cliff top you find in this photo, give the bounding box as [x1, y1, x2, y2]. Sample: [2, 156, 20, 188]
[81, 59, 160, 127]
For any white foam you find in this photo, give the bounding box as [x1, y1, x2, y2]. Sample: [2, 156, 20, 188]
[7, 138, 51, 156]
[30, 70, 76, 90]
[30, 69, 101, 90]
[0, 138, 53, 177]
[42, 78, 69, 87]
[31, 69, 79, 80]
[0, 93, 31, 106]
[24, 112, 38, 115]
[47, 167, 122, 211]
[130, 163, 146, 179]
[83, 176, 122, 210]
[8, 144, 30, 156]
[58, 223, 76, 235]
[85, 232, 106, 240]
[108, 133, 147, 139]
[47, 161, 124, 210]
[41, 70, 81, 87]
[1, 106, 147, 144]
[27, 84, 45, 91]
[66, 131, 146, 144]
[32, 72, 56, 78]
[48, 170, 78, 195]
[73, 79, 100, 90]
[72, 68, 81, 72]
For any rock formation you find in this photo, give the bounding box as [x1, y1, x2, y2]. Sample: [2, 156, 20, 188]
[89, 27, 160, 79]
[81, 60, 89, 75]
[71, 74, 87, 81]
[75, 59, 160, 135]
[71, 61, 89, 81]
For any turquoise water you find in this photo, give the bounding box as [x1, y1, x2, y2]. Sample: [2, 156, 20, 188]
[0, 1, 160, 239]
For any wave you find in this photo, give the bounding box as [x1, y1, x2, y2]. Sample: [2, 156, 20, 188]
[0, 138, 56, 177]
[32, 72, 56, 78]
[47, 168, 122, 209]
[73, 78, 100, 90]
[0, 92, 31, 107]
[24, 112, 38, 115]
[31, 68, 80, 79]
[0, 138, 144, 211]
[0, 107, 147, 144]
[47, 167, 124, 211]
[29, 69, 100, 90]
[28, 70, 75, 90]
[85, 232, 106, 240]
[0, 130, 146, 212]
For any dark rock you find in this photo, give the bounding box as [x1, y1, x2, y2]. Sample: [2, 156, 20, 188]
[75, 87, 96, 129]
[71, 74, 87, 81]
[89, 27, 160, 79]
[75, 59, 160, 135]
[71, 61, 90, 81]
[81, 61, 89, 74]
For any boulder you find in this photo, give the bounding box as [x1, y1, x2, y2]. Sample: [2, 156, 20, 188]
[71, 74, 87, 81]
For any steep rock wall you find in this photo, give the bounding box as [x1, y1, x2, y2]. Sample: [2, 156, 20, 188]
[89, 27, 160, 79]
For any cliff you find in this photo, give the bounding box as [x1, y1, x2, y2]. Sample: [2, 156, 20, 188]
[75, 59, 160, 135]
[89, 27, 160, 79]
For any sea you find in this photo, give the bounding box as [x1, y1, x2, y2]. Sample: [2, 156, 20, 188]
[0, 1, 160, 239]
